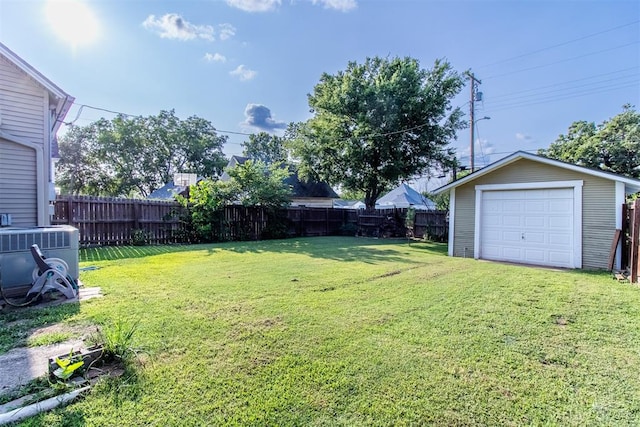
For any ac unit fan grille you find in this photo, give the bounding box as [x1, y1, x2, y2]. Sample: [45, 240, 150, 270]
[0, 231, 71, 253]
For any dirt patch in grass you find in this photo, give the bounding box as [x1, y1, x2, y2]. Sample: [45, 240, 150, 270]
[28, 323, 97, 344]
[376, 270, 402, 278]
[551, 314, 573, 327]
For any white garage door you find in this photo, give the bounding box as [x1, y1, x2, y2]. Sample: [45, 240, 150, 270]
[480, 188, 574, 268]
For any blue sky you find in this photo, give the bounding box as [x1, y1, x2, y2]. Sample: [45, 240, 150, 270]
[1, 0, 638, 191]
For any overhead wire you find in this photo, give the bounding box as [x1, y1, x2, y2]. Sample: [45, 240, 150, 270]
[474, 122, 487, 167]
[486, 67, 639, 101]
[63, 102, 461, 146]
[482, 81, 638, 113]
[476, 19, 640, 70]
[63, 103, 253, 144]
[483, 40, 639, 80]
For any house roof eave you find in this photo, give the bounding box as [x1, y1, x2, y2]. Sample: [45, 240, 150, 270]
[0, 42, 75, 130]
[0, 42, 70, 101]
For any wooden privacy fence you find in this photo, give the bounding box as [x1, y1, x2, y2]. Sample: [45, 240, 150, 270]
[52, 195, 184, 246]
[624, 200, 638, 281]
[53, 195, 448, 247]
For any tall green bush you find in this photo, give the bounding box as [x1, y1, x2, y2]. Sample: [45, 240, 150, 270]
[180, 160, 292, 242]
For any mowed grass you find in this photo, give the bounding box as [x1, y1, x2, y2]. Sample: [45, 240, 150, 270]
[6, 236, 640, 426]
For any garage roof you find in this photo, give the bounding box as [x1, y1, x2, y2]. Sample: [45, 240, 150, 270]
[433, 151, 640, 195]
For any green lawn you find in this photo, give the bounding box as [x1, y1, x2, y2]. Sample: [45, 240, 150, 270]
[3, 237, 640, 426]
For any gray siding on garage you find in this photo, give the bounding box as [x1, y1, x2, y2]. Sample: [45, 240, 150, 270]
[453, 158, 615, 269]
[0, 138, 37, 226]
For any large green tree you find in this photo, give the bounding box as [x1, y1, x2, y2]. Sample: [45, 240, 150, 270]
[288, 56, 465, 209]
[57, 122, 114, 195]
[539, 105, 640, 178]
[242, 132, 287, 165]
[57, 110, 228, 197]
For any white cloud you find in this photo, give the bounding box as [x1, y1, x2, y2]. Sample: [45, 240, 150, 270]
[204, 52, 227, 63]
[230, 65, 257, 81]
[516, 132, 533, 141]
[242, 104, 286, 131]
[226, 0, 281, 12]
[218, 23, 236, 40]
[312, 0, 357, 11]
[143, 14, 214, 41]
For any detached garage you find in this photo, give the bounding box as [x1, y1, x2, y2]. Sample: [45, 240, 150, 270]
[434, 151, 640, 270]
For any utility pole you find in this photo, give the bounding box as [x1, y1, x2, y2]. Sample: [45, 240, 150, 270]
[467, 72, 481, 172]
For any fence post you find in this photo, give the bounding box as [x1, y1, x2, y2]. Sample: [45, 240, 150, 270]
[67, 196, 73, 226]
[631, 200, 640, 283]
[622, 203, 628, 268]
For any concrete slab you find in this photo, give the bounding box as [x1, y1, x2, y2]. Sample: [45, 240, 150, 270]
[0, 340, 85, 395]
[0, 287, 102, 395]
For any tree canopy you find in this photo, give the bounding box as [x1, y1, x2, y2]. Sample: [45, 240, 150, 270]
[288, 56, 465, 209]
[538, 105, 640, 178]
[57, 110, 228, 197]
[242, 132, 287, 165]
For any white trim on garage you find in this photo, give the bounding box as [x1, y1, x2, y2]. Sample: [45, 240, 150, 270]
[448, 187, 455, 256]
[615, 181, 625, 270]
[474, 180, 583, 268]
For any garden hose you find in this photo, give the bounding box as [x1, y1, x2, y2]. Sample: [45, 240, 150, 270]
[0, 269, 79, 308]
[0, 276, 44, 308]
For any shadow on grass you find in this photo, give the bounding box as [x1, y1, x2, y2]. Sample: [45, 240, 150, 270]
[80, 237, 448, 265]
[80, 245, 197, 262]
[0, 302, 80, 354]
[207, 237, 445, 264]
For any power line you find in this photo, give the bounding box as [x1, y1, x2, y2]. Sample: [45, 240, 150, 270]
[484, 76, 639, 109]
[62, 102, 463, 147]
[482, 81, 638, 113]
[489, 75, 638, 105]
[476, 19, 640, 70]
[63, 104, 254, 141]
[487, 66, 639, 101]
[484, 40, 639, 80]
[474, 122, 487, 167]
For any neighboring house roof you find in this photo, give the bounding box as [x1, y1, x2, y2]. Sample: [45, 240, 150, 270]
[221, 156, 338, 199]
[0, 42, 75, 135]
[433, 151, 640, 195]
[148, 181, 188, 200]
[377, 183, 435, 209]
[333, 200, 366, 209]
[285, 169, 338, 198]
[220, 155, 249, 182]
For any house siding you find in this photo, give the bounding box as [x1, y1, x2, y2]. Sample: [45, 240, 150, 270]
[291, 198, 335, 208]
[0, 138, 37, 226]
[453, 159, 615, 269]
[0, 55, 46, 144]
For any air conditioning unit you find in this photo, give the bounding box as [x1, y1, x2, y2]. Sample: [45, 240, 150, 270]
[0, 225, 79, 297]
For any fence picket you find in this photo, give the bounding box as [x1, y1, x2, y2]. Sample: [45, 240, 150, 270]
[53, 195, 448, 247]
